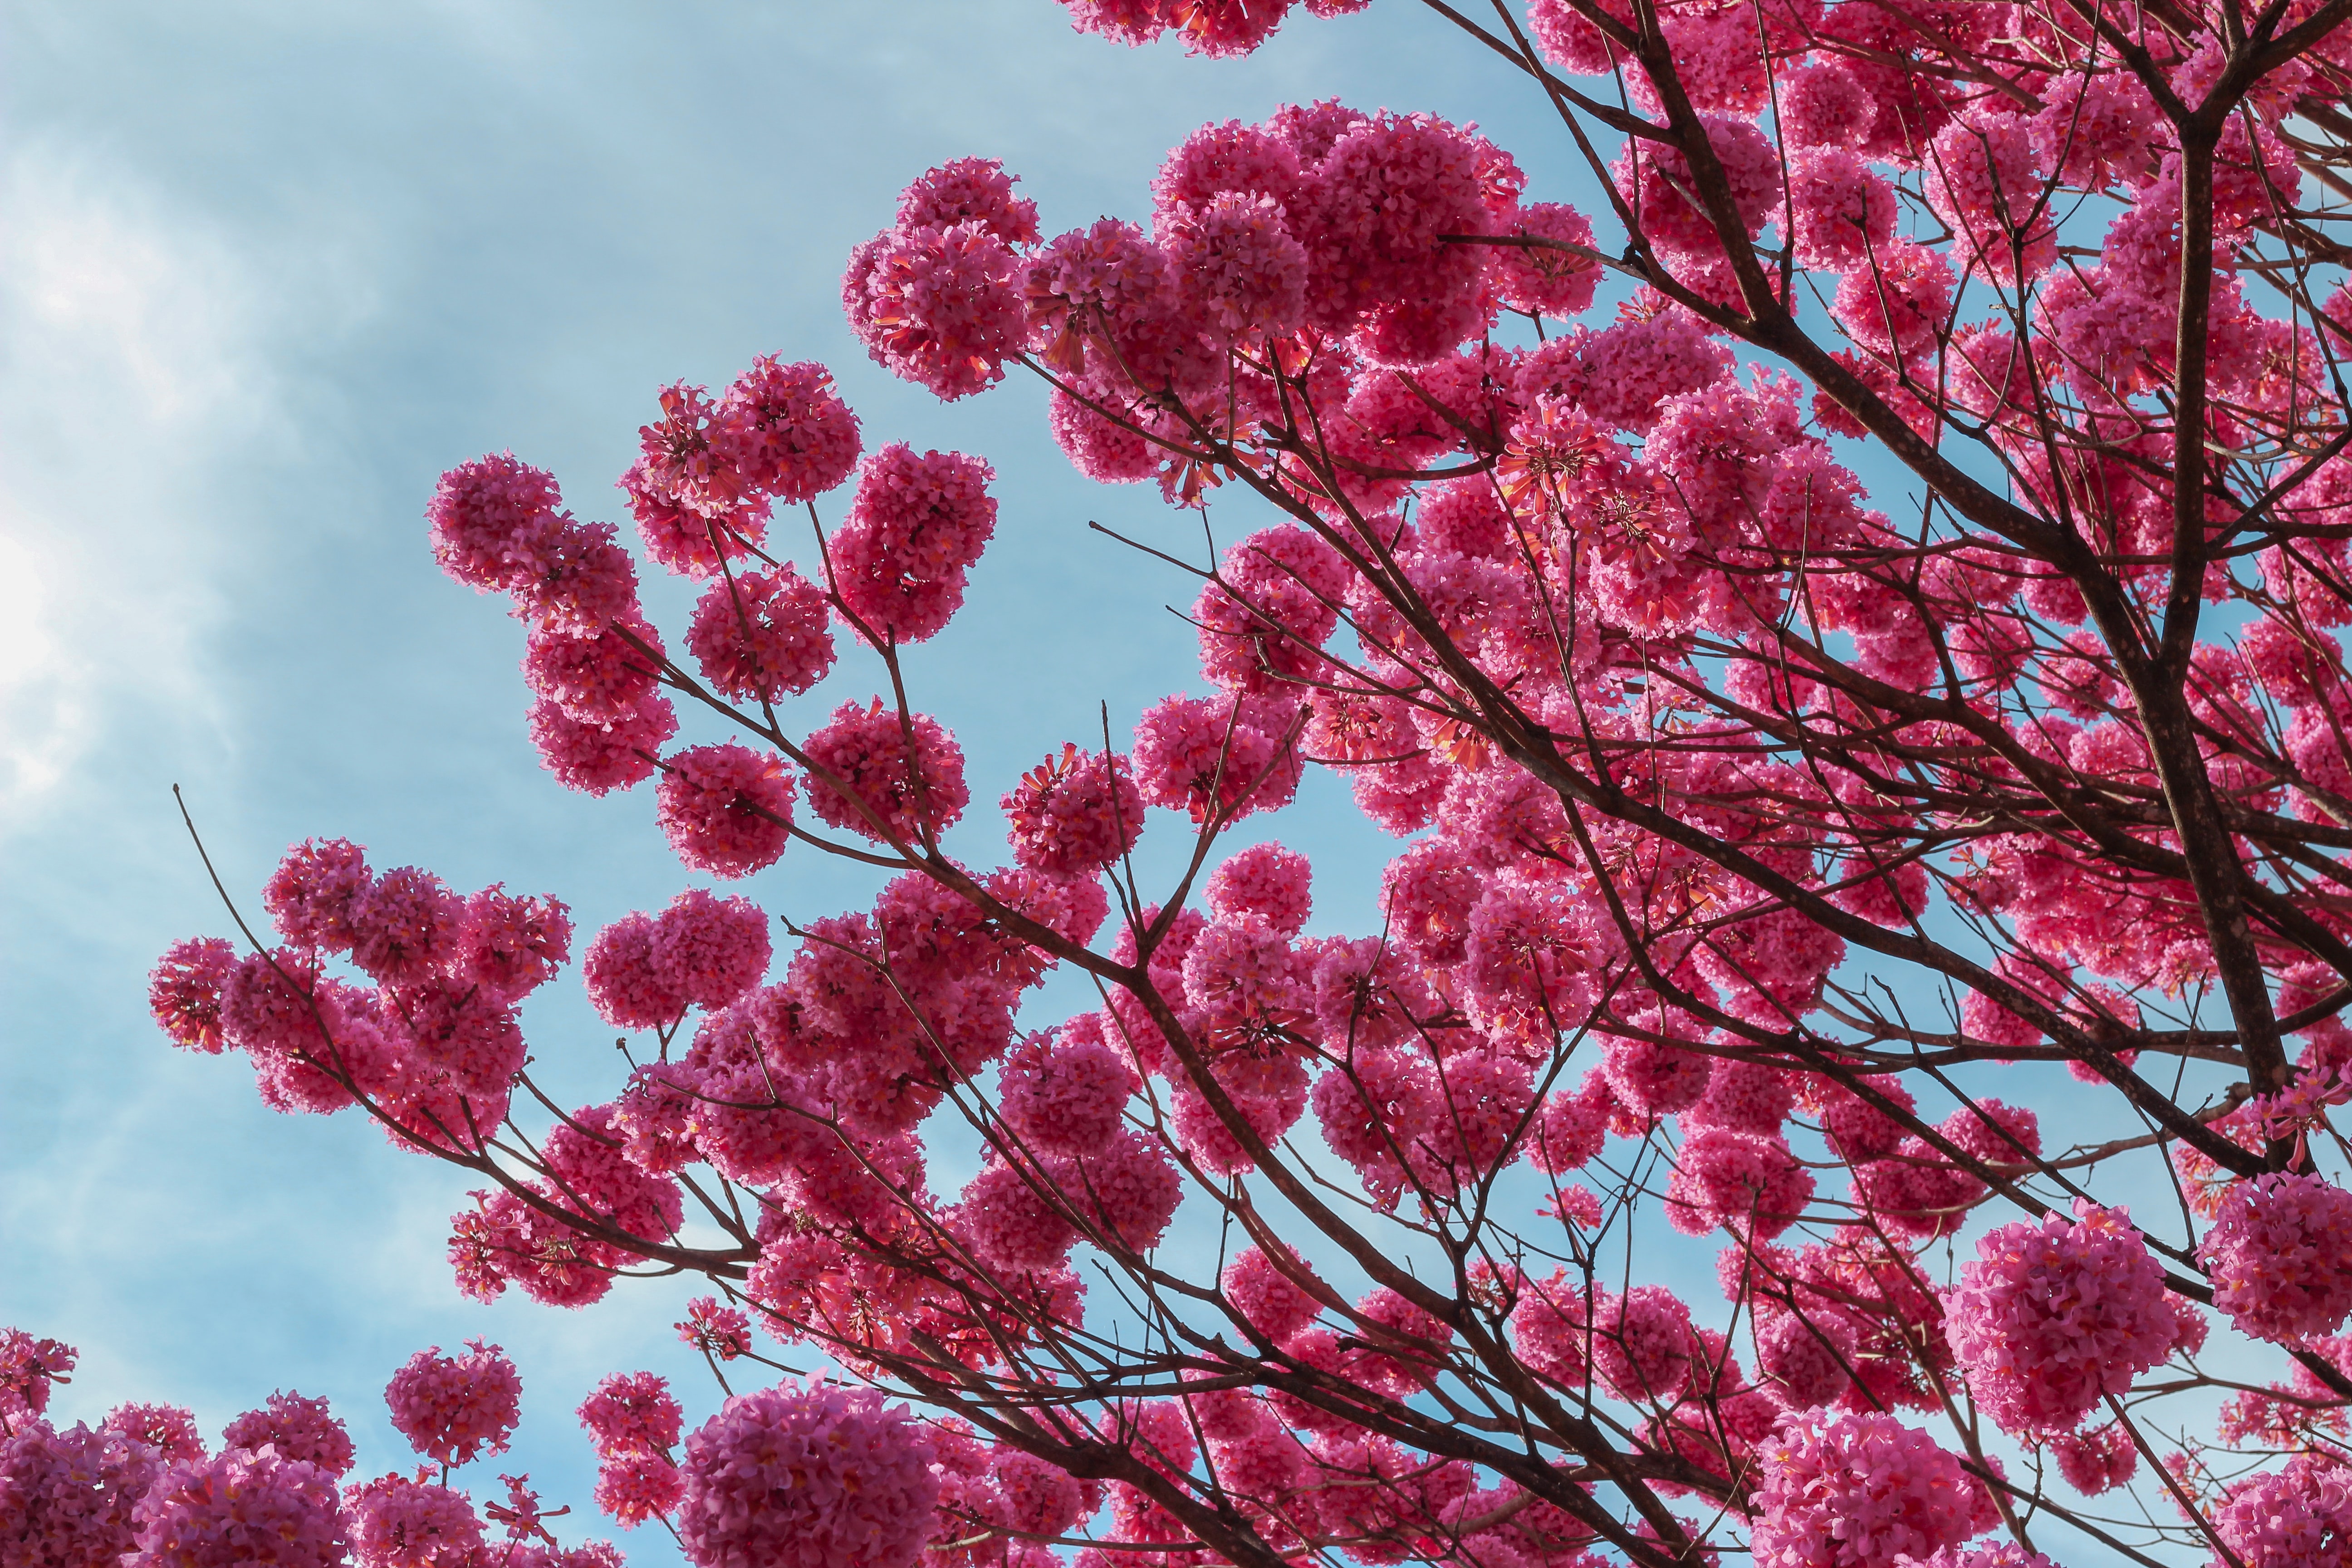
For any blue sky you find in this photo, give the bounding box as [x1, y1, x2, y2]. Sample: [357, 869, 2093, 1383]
[0, 3, 1621, 1558]
[0, 5, 2229, 1563]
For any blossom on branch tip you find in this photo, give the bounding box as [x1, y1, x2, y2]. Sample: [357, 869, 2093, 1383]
[655, 745, 797, 879]
[384, 1342, 524, 1469]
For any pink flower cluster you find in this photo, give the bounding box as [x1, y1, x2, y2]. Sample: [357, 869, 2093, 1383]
[621, 358, 862, 578]
[578, 1372, 683, 1529]
[1942, 1202, 2179, 1435]
[220, 1392, 356, 1476]
[2201, 1172, 2352, 1343]
[830, 444, 997, 644]
[384, 1341, 524, 1468]
[2, 1336, 620, 1568]
[675, 1381, 938, 1568]
[583, 887, 772, 1031]
[1748, 1412, 1997, 1568]
[152, 840, 572, 1154]
[128, 1445, 349, 1568]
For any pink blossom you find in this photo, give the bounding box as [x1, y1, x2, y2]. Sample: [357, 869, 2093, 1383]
[1522, 303, 1734, 436]
[594, 1452, 683, 1528]
[713, 357, 862, 505]
[1293, 112, 1494, 360]
[1943, 1202, 2178, 1435]
[521, 614, 665, 727]
[845, 222, 1029, 401]
[676, 1298, 753, 1362]
[685, 566, 835, 705]
[343, 1473, 484, 1568]
[1, 1420, 164, 1568]
[348, 866, 465, 987]
[2200, 1172, 2352, 1343]
[676, 1380, 939, 1568]
[653, 888, 771, 1011]
[802, 699, 969, 844]
[149, 936, 240, 1054]
[619, 456, 765, 580]
[506, 518, 641, 639]
[1665, 1126, 1814, 1240]
[1222, 1244, 1327, 1344]
[426, 454, 566, 594]
[106, 1405, 206, 1463]
[1053, 1128, 1182, 1251]
[656, 744, 797, 878]
[1526, 0, 1623, 75]
[991, 1448, 1084, 1537]
[1755, 1309, 1859, 1410]
[578, 1372, 681, 1460]
[1489, 201, 1598, 318]
[1899, 1548, 2060, 1568]
[263, 838, 373, 953]
[1529, 1073, 1612, 1175]
[384, 1341, 523, 1468]
[1195, 525, 1350, 693]
[637, 382, 747, 519]
[1779, 59, 1878, 150]
[220, 1392, 354, 1476]
[583, 912, 686, 1031]
[830, 445, 996, 644]
[999, 1026, 1137, 1156]
[1925, 110, 2057, 284]
[457, 885, 573, 1004]
[541, 1102, 685, 1243]
[2210, 1453, 2352, 1567]
[127, 1445, 348, 1568]
[2048, 1421, 2136, 1496]
[527, 690, 677, 797]
[956, 1159, 1078, 1271]
[1002, 744, 1143, 876]
[1152, 119, 1303, 216]
[1160, 191, 1308, 341]
[896, 157, 1040, 246]
[1607, 115, 1779, 261]
[1832, 244, 1955, 363]
[1786, 148, 1897, 273]
[1045, 388, 1157, 483]
[1749, 1412, 1996, 1568]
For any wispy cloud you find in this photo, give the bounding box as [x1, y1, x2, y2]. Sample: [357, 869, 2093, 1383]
[0, 142, 370, 828]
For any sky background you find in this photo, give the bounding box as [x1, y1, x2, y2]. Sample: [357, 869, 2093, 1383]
[0, 4, 2220, 1564]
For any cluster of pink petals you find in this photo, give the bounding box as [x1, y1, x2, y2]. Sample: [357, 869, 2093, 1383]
[1942, 1202, 2179, 1435]
[220, 1392, 356, 1476]
[2200, 1172, 2352, 1343]
[0, 1329, 75, 1427]
[802, 699, 970, 844]
[127, 1445, 349, 1568]
[676, 1298, 754, 1362]
[343, 1472, 485, 1568]
[105, 1405, 206, 1463]
[155, 841, 576, 1151]
[685, 565, 835, 706]
[383, 1342, 524, 1468]
[676, 1381, 938, 1568]
[831, 445, 997, 644]
[1748, 1412, 1997, 1568]
[583, 887, 771, 1032]
[578, 1372, 684, 1529]
[2210, 1453, 2352, 1567]
[655, 744, 798, 878]
[1001, 744, 1143, 876]
[0, 1418, 164, 1567]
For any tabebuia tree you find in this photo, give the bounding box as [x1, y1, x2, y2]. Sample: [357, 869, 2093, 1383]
[45, 0, 2352, 1562]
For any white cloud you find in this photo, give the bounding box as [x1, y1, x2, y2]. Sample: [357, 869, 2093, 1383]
[0, 143, 368, 828]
